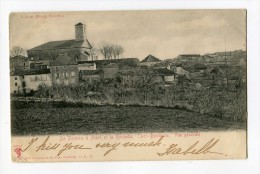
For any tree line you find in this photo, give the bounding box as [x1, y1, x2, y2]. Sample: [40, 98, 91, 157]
[90, 42, 124, 60]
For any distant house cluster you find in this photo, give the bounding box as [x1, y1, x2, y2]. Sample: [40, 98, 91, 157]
[10, 22, 247, 95]
[170, 51, 247, 89]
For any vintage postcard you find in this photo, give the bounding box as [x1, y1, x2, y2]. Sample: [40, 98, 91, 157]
[10, 10, 247, 162]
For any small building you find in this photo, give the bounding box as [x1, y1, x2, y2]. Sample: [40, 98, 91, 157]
[10, 55, 30, 71]
[140, 55, 161, 67]
[80, 70, 103, 84]
[103, 63, 119, 79]
[50, 53, 79, 86]
[154, 68, 177, 82]
[10, 69, 52, 94]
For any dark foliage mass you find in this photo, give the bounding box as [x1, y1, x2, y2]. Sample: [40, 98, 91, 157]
[11, 100, 246, 136]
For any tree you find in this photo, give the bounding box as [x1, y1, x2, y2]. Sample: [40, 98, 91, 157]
[113, 45, 124, 59]
[134, 69, 156, 103]
[10, 46, 27, 57]
[98, 42, 124, 60]
[89, 44, 99, 60]
[98, 42, 112, 60]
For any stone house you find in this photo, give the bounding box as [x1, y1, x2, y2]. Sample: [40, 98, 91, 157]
[10, 55, 31, 71]
[154, 68, 177, 83]
[50, 53, 79, 86]
[80, 70, 103, 84]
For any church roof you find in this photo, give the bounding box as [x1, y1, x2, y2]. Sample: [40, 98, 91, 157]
[51, 53, 77, 66]
[29, 39, 92, 51]
[141, 55, 161, 63]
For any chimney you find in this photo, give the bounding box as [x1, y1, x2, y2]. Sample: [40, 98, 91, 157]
[75, 23, 86, 41]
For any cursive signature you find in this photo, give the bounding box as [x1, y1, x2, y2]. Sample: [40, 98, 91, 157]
[157, 138, 225, 156]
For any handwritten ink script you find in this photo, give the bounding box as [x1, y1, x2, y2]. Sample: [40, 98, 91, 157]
[16, 134, 225, 160]
[12, 131, 247, 162]
[21, 136, 91, 156]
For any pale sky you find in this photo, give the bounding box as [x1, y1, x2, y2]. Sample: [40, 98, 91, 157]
[9, 10, 246, 60]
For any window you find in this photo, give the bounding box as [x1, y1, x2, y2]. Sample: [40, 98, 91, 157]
[23, 63, 26, 66]
[55, 66, 59, 70]
[56, 73, 60, 78]
[65, 72, 69, 78]
[15, 83, 17, 86]
[42, 65, 47, 69]
[71, 71, 75, 77]
[14, 90, 16, 94]
[15, 77, 17, 80]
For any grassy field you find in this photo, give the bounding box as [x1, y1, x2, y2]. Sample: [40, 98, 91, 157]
[11, 100, 246, 136]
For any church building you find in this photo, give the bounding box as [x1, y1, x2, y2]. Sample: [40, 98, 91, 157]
[27, 23, 93, 63]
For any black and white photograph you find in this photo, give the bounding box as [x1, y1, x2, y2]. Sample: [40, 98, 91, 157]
[10, 10, 247, 136]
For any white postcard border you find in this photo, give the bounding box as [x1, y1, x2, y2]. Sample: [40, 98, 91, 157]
[1, 0, 260, 174]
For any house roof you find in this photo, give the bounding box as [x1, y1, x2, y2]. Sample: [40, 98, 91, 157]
[104, 63, 119, 68]
[177, 74, 191, 81]
[29, 39, 92, 51]
[141, 55, 161, 63]
[12, 69, 51, 76]
[80, 70, 103, 76]
[154, 68, 176, 76]
[194, 63, 208, 70]
[51, 53, 77, 66]
[206, 67, 225, 75]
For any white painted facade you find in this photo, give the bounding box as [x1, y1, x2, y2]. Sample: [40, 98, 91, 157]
[10, 73, 52, 94]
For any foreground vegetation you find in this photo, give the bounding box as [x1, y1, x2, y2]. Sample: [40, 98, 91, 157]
[11, 99, 246, 136]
